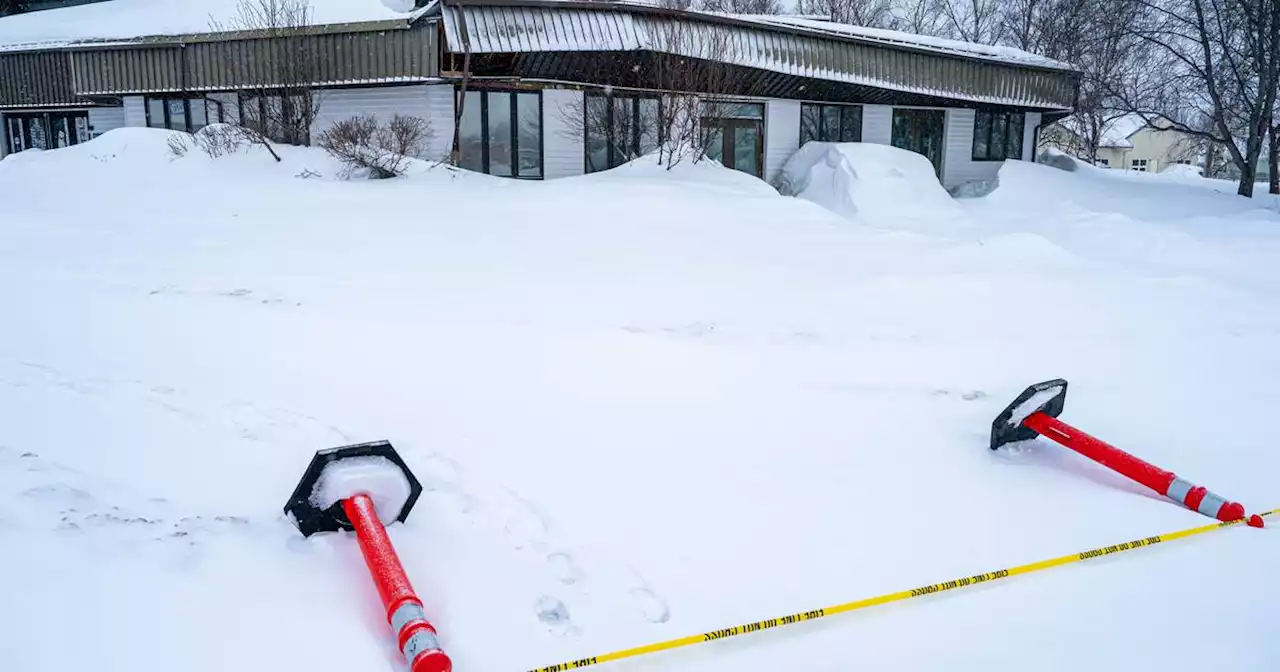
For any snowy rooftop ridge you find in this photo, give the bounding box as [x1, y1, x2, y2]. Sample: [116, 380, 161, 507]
[0, 0, 431, 52]
[1055, 113, 1178, 149]
[734, 14, 1076, 71]
[469, 0, 1077, 72]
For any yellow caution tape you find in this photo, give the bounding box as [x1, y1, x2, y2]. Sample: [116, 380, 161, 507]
[528, 508, 1277, 672]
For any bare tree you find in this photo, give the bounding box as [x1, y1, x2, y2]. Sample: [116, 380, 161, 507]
[557, 20, 764, 170]
[891, 0, 953, 35]
[696, 0, 782, 14]
[1116, 0, 1280, 196]
[0, 0, 28, 17]
[317, 114, 433, 178]
[210, 0, 322, 159]
[657, 0, 695, 9]
[935, 0, 1007, 43]
[798, 0, 896, 26]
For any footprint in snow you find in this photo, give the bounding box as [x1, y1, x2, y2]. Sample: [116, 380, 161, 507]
[547, 552, 582, 586]
[536, 595, 574, 634]
[629, 587, 671, 624]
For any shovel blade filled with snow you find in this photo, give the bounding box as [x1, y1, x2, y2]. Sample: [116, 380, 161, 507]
[989, 379, 1068, 451]
[283, 440, 423, 538]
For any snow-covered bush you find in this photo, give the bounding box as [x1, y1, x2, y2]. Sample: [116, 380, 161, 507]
[316, 114, 432, 179]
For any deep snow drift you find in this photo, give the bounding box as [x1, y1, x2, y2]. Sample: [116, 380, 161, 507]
[775, 142, 969, 228]
[1, 131, 1277, 672]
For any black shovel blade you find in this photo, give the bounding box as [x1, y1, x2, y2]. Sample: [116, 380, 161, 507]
[990, 379, 1068, 451]
[283, 440, 423, 538]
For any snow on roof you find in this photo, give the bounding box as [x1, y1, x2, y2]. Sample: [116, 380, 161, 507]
[0, 0, 426, 52]
[738, 15, 1075, 71]
[1056, 113, 1177, 149]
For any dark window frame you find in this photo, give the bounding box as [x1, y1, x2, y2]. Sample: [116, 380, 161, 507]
[699, 100, 767, 178]
[583, 90, 664, 174]
[799, 102, 863, 145]
[972, 109, 1026, 161]
[456, 88, 545, 180]
[145, 95, 225, 133]
[3, 111, 90, 153]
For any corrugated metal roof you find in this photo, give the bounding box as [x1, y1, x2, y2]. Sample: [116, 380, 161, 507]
[438, 0, 1077, 110]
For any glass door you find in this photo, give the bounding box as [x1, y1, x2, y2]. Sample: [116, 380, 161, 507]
[891, 108, 945, 176]
[5, 116, 24, 153]
[700, 101, 765, 178]
[49, 112, 91, 148]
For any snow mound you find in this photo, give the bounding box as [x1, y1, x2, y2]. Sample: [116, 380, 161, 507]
[569, 151, 779, 197]
[310, 455, 412, 525]
[1160, 163, 1203, 178]
[775, 142, 967, 227]
[989, 158, 1277, 221]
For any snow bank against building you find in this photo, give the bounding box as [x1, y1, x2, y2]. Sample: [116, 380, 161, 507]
[775, 142, 968, 229]
[566, 152, 780, 198]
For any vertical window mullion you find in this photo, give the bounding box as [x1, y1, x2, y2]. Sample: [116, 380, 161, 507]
[509, 93, 519, 178]
[480, 94, 490, 174]
[985, 113, 995, 160]
[632, 98, 640, 158]
[184, 99, 193, 133]
[605, 94, 615, 169]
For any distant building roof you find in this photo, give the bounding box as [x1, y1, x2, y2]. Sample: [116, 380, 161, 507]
[1056, 113, 1177, 149]
[0, 0, 432, 52]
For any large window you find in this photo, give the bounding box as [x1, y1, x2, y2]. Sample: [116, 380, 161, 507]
[585, 92, 662, 173]
[458, 89, 543, 179]
[238, 93, 312, 145]
[700, 101, 765, 177]
[972, 110, 1025, 161]
[799, 103, 861, 145]
[145, 95, 226, 133]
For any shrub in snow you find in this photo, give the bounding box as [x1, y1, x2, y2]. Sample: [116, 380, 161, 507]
[317, 114, 433, 179]
[166, 123, 281, 161]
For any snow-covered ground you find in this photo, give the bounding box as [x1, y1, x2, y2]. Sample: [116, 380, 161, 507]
[1, 132, 1276, 672]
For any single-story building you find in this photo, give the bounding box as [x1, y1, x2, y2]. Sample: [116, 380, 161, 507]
[0, 0, 1079, 190]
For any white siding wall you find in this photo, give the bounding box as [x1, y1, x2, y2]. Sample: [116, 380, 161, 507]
[942, 108, 1002, 190]
[765, 99, 800, 184]
[862, 104, 892, 145]
[541, 88, 584, 179]
[123, 96, 147, 127]
[423, 83, 455, 163]
[311, 85, 441, 158]
[1023, 112, 1041, 161]
[88, 106, 126, 137]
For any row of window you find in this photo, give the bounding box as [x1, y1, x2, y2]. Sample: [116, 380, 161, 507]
[1097, 158, 1186, 171]
[145, 93, 312, 145]
[457, 90, 543, 179]
[136, 90, 1029, 179]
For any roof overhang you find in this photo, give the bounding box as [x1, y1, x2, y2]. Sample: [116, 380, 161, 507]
[434, 0, 1078, 111]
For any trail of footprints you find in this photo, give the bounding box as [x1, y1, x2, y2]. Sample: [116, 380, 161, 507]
[1, 360, 671, 633]
[417, 453, 671, 633]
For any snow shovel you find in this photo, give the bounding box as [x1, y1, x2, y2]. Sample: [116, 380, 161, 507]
[285, 441, 453, 671]
[991, 380, 1263, 527]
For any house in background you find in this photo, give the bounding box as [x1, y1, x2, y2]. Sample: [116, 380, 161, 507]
[1041, 114, 1201, 172]
[0, 0, 1080, 191]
